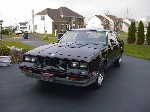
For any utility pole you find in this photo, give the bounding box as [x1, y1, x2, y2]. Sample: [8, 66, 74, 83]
[32, 10, 35, 33]
[0, 20, 3, 43]
[126, 6, 131, 18]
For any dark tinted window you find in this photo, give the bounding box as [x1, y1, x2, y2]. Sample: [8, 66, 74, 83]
[60, 30, 106, 44]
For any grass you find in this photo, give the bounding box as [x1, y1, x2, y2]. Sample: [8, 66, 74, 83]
[34, 33, 57, 38]
[3, 33, 22, 38]
[119, 32, 150, 60]
[1, 41, 35, 50]
[33, 33, 58, 43]
[124, 43, 150, 60]
[42, 37, 58, 43]
[119, 32, 128, 40]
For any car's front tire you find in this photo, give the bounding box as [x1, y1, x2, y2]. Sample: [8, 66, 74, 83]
[114, 55, 122, 67]
[92, 65, 105, 89]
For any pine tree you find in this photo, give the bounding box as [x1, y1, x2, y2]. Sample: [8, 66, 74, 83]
[137, 21, 145, 45]
[127, 22, 136, 44]
[146, 23, 150, 45]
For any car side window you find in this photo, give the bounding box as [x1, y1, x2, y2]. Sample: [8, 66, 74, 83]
[108, 32, 118, 45]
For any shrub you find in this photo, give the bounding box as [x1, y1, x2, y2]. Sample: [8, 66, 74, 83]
[0, 46, 10, 56]
[137, 21, 145, 45]
[146, 23, 150, 45]
[2, 29, 10, 35]
[127, 22, 136, 44]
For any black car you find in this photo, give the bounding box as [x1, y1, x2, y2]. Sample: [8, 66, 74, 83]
[19, 28, 124, 88]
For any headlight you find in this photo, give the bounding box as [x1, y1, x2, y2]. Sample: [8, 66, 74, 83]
[80, 62, 87, 68]
[31, 57, 37, 62]
[71, 62, 79, 67]
[25, 56, 31, 61]
[70, 62, 88, 69]
[24, 56, 37, 62]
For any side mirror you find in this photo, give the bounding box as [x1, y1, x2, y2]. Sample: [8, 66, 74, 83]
[110, 39, 116, 45]
[57, 39, 60, 43]
[111, 42, 116, 45]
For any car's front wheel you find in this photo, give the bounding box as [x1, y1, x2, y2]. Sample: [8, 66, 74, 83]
[92, 65, 105, 88]
[114, 54, 122, 67]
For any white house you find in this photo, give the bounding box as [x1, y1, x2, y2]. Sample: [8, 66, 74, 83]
[124, 18, 138, 27]
[86, 15, 104, 29]
[122, 22, 130, 32]
[123, 18, 138, 32]
[138, 18, 150, 28]
[18, 22, 28, 32]
[103, 14, 115, 31]
[34, 15, 53, 34]
[124, 18, 135, 25]
[33, 7, 84, 34]
[86, 15, 110, 30]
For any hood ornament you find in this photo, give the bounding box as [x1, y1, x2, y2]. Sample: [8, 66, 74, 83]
[51, 53, 55, 56]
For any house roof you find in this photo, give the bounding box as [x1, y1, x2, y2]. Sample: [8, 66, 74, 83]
[118, 18, 123, 22]
[127, 18, 136, 22]
[19, 22, 28, 25]
[95, 15, 105, 21]
[106, 15, 117, 21]
[58, 7, 84, 18]
[95, 15, 110, 22]
[36, 7, 84, 22]
[123, 21, 130, 27]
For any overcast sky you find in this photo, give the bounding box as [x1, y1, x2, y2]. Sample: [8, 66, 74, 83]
[0, 0, 149, 26]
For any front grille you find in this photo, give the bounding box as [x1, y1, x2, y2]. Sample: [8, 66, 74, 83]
[34, 57, 68, 70]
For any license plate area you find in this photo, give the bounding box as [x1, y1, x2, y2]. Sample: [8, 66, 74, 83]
[22, 69, 32, 74]
[41, 72, 54, 82]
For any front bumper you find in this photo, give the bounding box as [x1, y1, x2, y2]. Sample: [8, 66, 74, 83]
[20, 68, 97, 87]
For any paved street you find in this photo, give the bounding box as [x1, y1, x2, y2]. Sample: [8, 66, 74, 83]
[22, 41, 49, 47]
[0, 55, 150, 112]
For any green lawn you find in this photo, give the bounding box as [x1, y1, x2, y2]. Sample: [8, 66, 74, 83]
[119, 32, 128, 40]
[3, 33, 22, 38]
[34, 33, 57, 38]
[1, 41, 35, 50]
[124, 43, 150, 60]
[42, 37, 58, 43]
[119, 32, 150, 60]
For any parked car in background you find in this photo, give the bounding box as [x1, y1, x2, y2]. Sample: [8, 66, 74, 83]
[15, 30, 23, 35]
[0, 56, 11, 66]
[19, 28, 124, 88]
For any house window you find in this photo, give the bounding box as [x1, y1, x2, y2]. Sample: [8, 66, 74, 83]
[66, 24, 70, 30]
[78, 24, 82, 28]
[60, 24, 64, 31]
[41, 16, 45, 21]
[66, 17, 71, 21]
[78, 18, 83, 22]
[55, 24, 58, 30]
[35, 25, 37, 30]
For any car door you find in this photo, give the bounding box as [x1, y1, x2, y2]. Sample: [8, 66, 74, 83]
[108, 32, 120, 61]
[105, 32, 115, 66]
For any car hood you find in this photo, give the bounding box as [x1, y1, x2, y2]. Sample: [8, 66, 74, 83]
[25, 42, 105, 62]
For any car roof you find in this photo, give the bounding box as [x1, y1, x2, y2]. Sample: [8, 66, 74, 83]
[71, 28, 107, 32]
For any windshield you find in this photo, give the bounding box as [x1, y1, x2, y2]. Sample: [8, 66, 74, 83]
[59, 30, 106, 44]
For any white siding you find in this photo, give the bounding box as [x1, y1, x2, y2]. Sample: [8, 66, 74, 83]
[122, 23, 129, 32]
[123, 19, 131, 25]
[103, 15, 114, 31]
[34, 15, 53, 34]
[18, 23, 28, 32]
[86, 16, 103, 29]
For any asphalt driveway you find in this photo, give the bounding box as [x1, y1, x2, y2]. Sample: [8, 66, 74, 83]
[0, 55, 150, 112]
